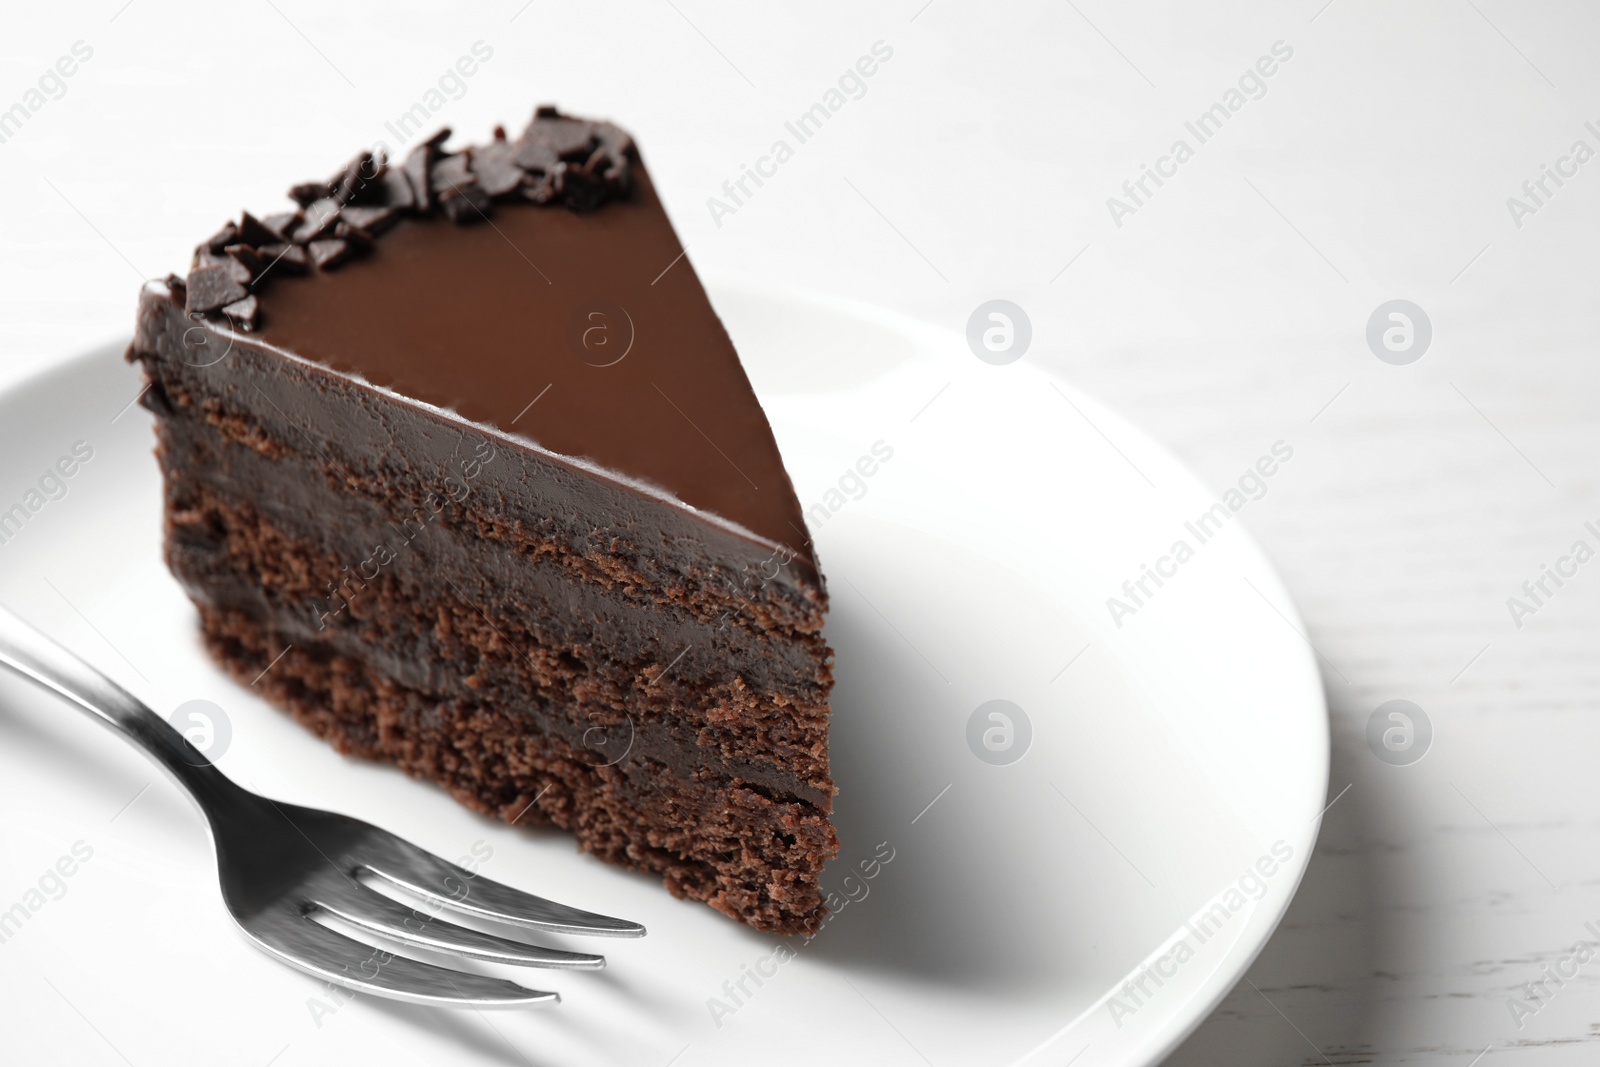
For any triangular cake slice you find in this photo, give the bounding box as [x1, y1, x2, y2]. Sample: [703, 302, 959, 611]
[127, 107, 837, 934]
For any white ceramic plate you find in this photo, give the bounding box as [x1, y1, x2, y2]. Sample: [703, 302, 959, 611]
[0, 286, 1326, 1067]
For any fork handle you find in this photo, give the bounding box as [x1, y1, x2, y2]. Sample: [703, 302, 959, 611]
[0, 604, 240, 811]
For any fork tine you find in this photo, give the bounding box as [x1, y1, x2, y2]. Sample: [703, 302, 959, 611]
[361, 840, 646, 938]
[247, 906, 559, 1009]
[312, 882, 606, 969]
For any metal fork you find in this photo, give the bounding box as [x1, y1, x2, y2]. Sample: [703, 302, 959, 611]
[0, 605, 645, 1007]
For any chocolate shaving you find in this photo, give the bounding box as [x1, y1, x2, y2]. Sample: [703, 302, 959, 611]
[333, 221, 374, 251]
[224, 244, 265, 279]
[592, 121, 634, 159]
[521, 167, 560, 205]
[431, 153, 491, 222]
[589, 123, 634, 187]
[543, 118, 597, 161]
[511, 138, 558, 174]
[186, 264, 249, 314]
[203, 221, 240, 253]
[326, 152, 367, 204]
[559, 166, 607, 212]
[471, 140, 526, 197]
[511, 108, 633, 206]
[329, 151, 388, 206]
[402, 128, 452, 215]
[307, 238, 352, 270]
[440, 183, 492, 222]
[288, 182, 327, 207]
[261, 211, 303, 240]
[404, 142, 437, 214]
[429, 153, 474, 195]
[220, 295, 259, 329]
[379, 168, 415, 211]
[293, 198, 342, 243]
[236, 211, 281, 247]
[256, 243, 310, 276]
[340, 204, 401, 235]
[181, 106, 637, 327]
[194, 251, 253, 286]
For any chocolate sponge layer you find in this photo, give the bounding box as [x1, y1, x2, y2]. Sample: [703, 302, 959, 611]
[198, 601, 835, 933]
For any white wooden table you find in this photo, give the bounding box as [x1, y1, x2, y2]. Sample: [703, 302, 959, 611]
[4, 1, 1597, 1062]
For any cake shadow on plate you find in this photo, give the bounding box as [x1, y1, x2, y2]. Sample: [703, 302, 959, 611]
[788, 601, 1074, 994]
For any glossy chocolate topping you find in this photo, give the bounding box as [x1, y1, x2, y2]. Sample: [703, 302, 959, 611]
[179, 108, 812, 564]
[253, 165, 807, 559]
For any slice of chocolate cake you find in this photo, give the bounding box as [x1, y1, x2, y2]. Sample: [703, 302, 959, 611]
[126, 107, 837, 934]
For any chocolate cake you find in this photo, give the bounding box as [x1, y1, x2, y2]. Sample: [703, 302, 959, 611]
[126, 107, 837, 934]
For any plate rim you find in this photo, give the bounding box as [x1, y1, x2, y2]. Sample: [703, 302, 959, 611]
[708, 278, 1332, 1064]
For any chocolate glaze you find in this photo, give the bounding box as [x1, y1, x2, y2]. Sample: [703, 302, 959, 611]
[250, 163, 811, 563]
